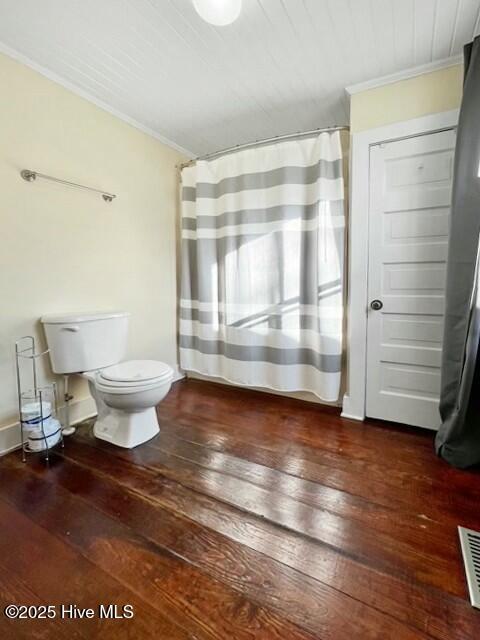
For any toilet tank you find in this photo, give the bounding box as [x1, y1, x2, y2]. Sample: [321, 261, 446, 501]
[41, 311, 130, 374]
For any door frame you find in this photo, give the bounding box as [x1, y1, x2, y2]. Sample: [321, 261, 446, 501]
[341, 109, 459, 422]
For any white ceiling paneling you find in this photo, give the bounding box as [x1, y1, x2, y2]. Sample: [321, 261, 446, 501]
[0, 0, 477, 156]
[414, 0, 438, 65]
[450, 0, 480, 52]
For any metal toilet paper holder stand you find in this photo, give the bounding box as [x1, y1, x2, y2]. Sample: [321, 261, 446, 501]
[15, 336, 64, 463]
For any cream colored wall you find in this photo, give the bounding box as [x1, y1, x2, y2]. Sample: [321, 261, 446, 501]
[0, 52, 185, 428]
[350, 64, 463, 132]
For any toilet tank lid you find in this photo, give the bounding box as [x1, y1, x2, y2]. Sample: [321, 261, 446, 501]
[40, 311, 130, 324]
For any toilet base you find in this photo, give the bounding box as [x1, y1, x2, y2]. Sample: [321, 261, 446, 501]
[93, 406, 160, 448]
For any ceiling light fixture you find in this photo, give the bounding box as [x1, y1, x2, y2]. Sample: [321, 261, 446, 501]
[192, 0, 242, 26]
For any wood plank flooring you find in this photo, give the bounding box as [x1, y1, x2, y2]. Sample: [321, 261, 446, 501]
[1, 378, 480, 639]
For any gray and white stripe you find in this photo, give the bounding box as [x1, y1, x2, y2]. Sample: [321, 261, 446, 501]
[182, 159, 342, 201]
[180, 131, 345, 401]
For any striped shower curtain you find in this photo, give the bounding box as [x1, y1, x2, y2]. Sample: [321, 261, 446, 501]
[180, 132, 345, 401]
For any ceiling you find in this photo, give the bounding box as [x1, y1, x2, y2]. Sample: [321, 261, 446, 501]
[0, 0, 478, 157]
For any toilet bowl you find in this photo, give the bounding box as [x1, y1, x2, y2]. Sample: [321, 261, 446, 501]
[41, 311, 175, 449]
[83, 360, 173, 448]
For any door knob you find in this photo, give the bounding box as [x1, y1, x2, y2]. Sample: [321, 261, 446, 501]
[370, 299, 383, 311]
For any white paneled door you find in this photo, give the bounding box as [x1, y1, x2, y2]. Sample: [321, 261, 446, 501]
[366, 129, 456, 429]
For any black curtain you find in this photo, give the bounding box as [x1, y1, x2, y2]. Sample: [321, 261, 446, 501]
[435, 36, 480, 468]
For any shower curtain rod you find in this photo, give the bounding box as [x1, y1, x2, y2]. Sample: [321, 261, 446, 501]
[179, 124, 349, 169]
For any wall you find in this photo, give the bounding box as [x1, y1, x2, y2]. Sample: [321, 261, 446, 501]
[0, 52, 185, 431]
[350, 64, 463, 133]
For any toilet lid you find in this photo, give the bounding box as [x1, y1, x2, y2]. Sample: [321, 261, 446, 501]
[99, 360, 172, 384]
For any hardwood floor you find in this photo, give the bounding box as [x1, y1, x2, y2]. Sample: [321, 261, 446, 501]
[1, 379, 479, 639]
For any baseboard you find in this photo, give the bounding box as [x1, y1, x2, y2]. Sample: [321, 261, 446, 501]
[0, 396, 97, 456]
[340, 412, 365, 421]
[340, 394, 364, 421]
[172, 367, 186, 382]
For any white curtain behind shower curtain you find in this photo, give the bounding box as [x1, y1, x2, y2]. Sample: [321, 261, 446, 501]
[180, 131, 345, 401]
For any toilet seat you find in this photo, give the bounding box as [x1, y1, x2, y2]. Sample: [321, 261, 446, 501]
[100, 360, 171, 383]
[94, 360, 173, 395]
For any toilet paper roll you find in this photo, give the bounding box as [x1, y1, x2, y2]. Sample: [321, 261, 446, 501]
[26, 417, 61, 452]
[21, 401, 52, 425]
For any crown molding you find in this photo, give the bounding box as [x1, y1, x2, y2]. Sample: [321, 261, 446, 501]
[0, 40, 195, 158]
[345, 54, 463, 96]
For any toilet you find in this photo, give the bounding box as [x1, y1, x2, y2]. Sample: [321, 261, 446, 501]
[41, 311, 173, 448]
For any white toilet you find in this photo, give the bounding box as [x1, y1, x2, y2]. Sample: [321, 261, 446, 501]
[41, 311, 173, 448]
